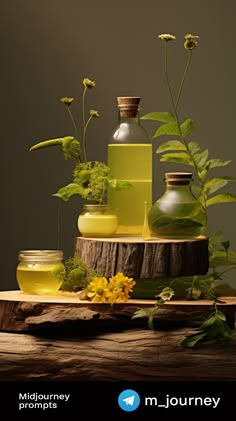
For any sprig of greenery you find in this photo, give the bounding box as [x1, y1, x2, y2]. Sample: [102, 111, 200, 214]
[133, 231, 236, 347]
[132, 287, 175, 329]
[180, 308, 236, 348]
[58, 255, 99, 292]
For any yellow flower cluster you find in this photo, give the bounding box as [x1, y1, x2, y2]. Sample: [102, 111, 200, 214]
[85, 272, 136, 303]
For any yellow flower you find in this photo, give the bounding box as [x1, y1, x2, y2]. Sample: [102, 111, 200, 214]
[86, 272, 135, 303]
[107, 272, 136, 303]
[158, 34, 176, 42]
[87, 276, 108, 302]
[60, 97, 75, 106]
[83, 78, 95, 89]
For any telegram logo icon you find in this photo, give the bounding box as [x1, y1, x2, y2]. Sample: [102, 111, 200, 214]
[118, 389, 140, 412]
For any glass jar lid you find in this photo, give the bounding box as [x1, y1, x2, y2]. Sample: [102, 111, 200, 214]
[18, 250, 64, 263]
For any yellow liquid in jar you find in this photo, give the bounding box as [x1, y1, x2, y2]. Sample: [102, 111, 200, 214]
[16, 263, 64, 294]
[78, 214, 118, 237]
[108, 144, 152, 236]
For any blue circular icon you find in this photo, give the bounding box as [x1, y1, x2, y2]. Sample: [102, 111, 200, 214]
[118, 389, 140, 412]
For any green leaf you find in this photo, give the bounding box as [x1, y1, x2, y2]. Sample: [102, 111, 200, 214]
[153, 122, 180, 138]
[180, 332, 208, 348]
[160, 152, 194, 166]
[188, 141, 201, 155]
[29, 136, 74, 151]
[191, 184, 202, 198]
[108, 178, 133, 190]
[221, 240, 230, 251]
[151, 215, 203, 228]
[204, 178, 230, 195]
[206, 193, 236, 207]
[216, 311, 227, 322]
[132, 308, 152, 319]
[180, 118, 194, 137]
[191, 287, 202, 299]
[194, 149, 209, 168]
[156, 140, 186, 154]
[207, 159, 231, 169]
[200, 313, 218, 328]
[208, 230, 224, 252]
[209, 250, 236, 267]
[141, 112, 176, 123]
[53, 183, 81, 201]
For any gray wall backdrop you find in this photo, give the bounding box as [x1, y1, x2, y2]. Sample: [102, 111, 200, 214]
[1, 0, 236, 290]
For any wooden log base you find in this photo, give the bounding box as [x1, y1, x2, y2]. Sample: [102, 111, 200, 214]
[1, 328, 236, 381]
[0, 290, 235, 332]
[75, 235, 209, 278]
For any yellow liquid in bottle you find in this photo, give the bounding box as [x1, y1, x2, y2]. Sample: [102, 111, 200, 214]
[16, 263, 64, 294]
[108, 144, 152, 236]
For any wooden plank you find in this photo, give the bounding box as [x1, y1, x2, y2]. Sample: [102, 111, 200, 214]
[0, 291, 235, 332]
[0, 290, 236, 305]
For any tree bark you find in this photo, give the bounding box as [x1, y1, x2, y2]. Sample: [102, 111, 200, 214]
[74, 236, 209, 278]
[0, 328, 236, 381]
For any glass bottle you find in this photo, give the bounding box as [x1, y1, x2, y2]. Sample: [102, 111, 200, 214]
[107, 96, 152, 236]
[16, 250, 65, 294]
[78, 204, 118, 238]
[148, 172, 207, 239]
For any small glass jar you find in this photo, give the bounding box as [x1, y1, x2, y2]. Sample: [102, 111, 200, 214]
[148, 172, 207, 239]
[16, 250, 65, 294]
[78, 204, 118, 238]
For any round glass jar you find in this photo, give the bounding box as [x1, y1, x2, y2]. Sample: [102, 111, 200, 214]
[16, 250, 65, 294]
[78, 204, 118, 238]
[148, 172, 207, 239]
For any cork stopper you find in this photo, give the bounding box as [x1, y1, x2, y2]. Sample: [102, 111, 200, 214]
[117, 96, 141, 118]
[165, 172, 193, 185]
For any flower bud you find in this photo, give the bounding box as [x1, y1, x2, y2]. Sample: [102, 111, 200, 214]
[83, 78, 95, 88]
[60, 97, 75, 106]
[90, 109, 99, 118]
[158, 33, 176, 42]
[184, 34, 199, 50]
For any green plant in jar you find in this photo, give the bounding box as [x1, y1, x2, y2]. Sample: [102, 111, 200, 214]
[148, 171, 207, 238]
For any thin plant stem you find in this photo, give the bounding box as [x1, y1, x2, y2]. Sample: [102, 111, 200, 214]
[57, 199, 61, 250]
[175, 50, 192, 110]
[164, 43, 199, 177]
[164, 42, 176, 117]
[83, 115, 93, 161]
[82, 86, 87, 162]
[66, 106, 79, 140]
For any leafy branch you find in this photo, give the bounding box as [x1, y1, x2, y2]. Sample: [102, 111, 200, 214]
[141, 34, 236, 210]
[132, 287, 175, 329]
[180, 307, 236, 348]
[132, 231, 236, 348]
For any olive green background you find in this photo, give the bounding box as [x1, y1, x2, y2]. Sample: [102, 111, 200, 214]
[1, 0, 236, 290]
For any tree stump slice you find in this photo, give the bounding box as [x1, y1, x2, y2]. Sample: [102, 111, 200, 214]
[74, 236, 209, 278]
[0, 291, 235, 332]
